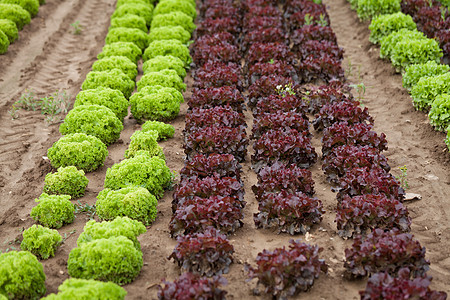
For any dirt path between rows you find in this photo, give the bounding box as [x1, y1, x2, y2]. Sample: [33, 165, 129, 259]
[0, 0, 448, 298]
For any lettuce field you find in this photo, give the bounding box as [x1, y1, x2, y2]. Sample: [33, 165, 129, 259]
[0, 0, 449, 298]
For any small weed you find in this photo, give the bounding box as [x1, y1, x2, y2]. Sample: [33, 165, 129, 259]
[269, 58, 275, 64]
[70, 21, 83, 35]
[10, 89, 70, 124]
[74, 200, 96, 220]
[345, 59, 353, 78]
[61, 230, 77, 244]
[276, 83, 296, 97]
[349, 82, 366, 102]
[396, 165, 409, 190]
[8, 104, 20, 119]
[441, 6, 447, 21]
[40, 90, 70, 124]
[16, 89, 40, 111]
[304, 14, 314, 26]
[318, 14, 328, 26]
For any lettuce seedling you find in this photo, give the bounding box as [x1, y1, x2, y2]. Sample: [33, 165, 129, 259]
[67, 236, 143, 285]
[47, 133, 108, 172]
[21, 225, 62, 259]
[42, 279, 126, 300]
[0, 251, 46, 299]
[96, 187, 158, 225]
[30, 193, 74, 229]
[44, 166, 89, 198]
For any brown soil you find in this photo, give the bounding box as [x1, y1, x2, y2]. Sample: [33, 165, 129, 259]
[0, 0, 449, 298]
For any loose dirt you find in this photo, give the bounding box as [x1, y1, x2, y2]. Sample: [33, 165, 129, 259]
[0, 0, 448, 298]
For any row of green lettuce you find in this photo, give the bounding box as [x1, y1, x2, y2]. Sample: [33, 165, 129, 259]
[0, 0, 196, 298]
[347, 1, 450, 151]
[0, 0, 45, 54]
[348, 0, 449, 21]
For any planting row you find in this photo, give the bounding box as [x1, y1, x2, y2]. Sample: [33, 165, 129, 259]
[313, 0, 447, 297]
[244, 1, 329, 298]
[0, 0, 44, 54]
[348, 0, 450, 151]
[162, 0, 246, 296]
